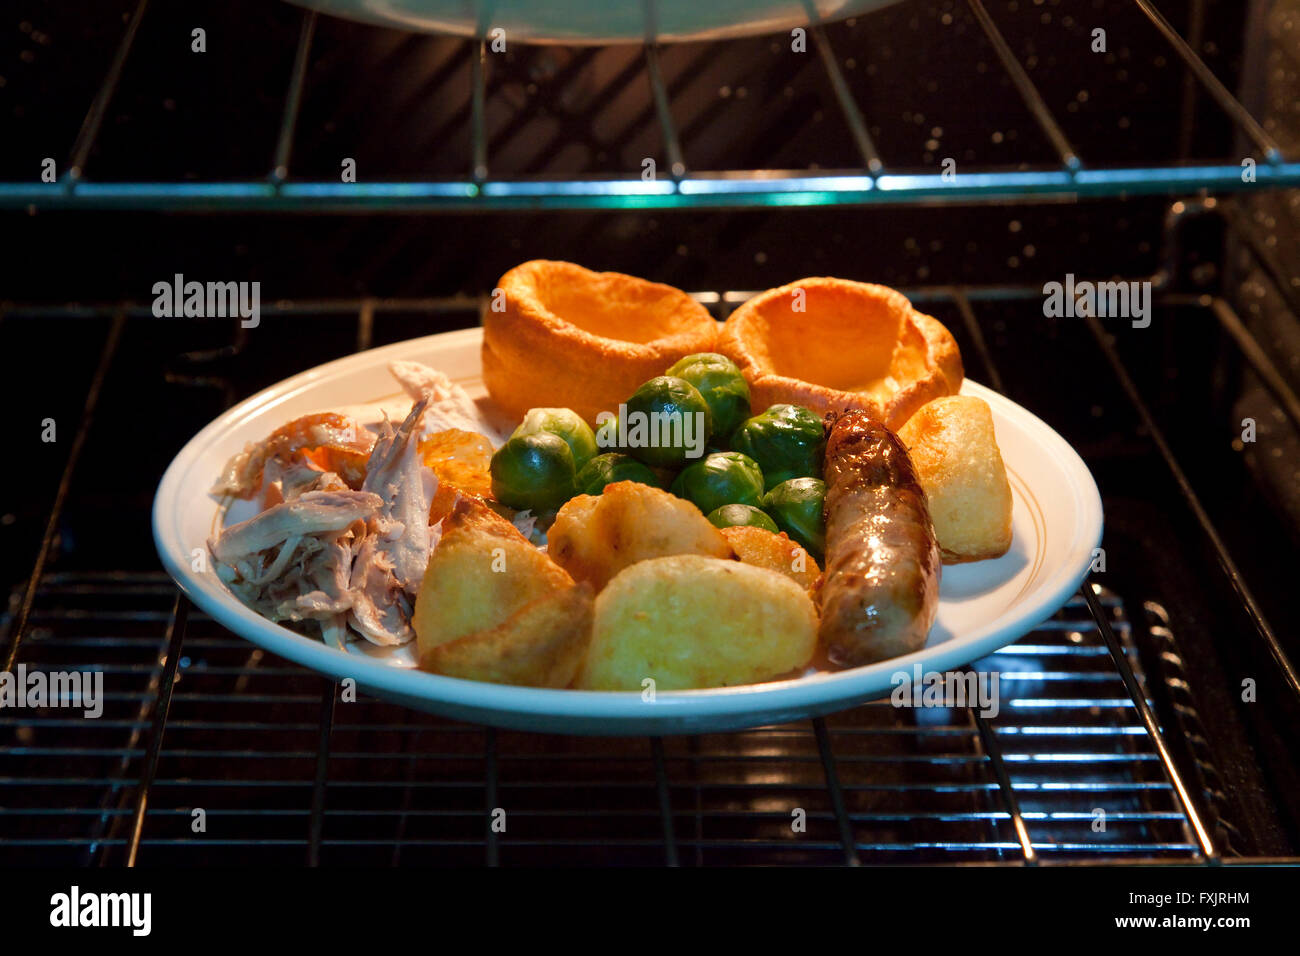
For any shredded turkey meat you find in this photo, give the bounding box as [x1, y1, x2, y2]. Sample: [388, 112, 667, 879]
[209, 385, 446, 649]
[346, 396, 438, 645]
[388, 360, 500, 444]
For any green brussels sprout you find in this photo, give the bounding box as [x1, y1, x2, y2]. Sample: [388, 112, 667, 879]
[490, 431, 579, 515]
[622, 376, 712, 469]
[762, 477, 826, 559]
[512, 407, 598, 472]
[670, 451, 765, 517]
[706, 503, 779, 533]
[575, 453, 661, 496]
[730, 404, 825, 489]
[665, 353, 752, 439]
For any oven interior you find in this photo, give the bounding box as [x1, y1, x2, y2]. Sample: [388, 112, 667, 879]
[1, 0, 1298, 865]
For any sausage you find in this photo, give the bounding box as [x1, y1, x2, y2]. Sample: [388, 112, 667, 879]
[817, 410, 941, 667]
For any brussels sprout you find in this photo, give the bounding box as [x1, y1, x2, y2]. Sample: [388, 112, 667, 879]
[622, 376, 712, 469]
[512, 407, 598, 472]
[575, 453, 660, 496]
[762, 477, 826, 559]
[706, 503, 780, 533]
[730, 404, 825, 489]
[670, 451, 765, 517]
[490, 431, 578, 516]
[665, 353, 752, 439]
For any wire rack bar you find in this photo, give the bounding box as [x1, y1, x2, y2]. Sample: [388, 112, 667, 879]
[964, 0, 1080, 171]
[271, 10, 318, 183]
[970, 707, 1037, 864]
[2, 314, 124, 673]
[307, 681, 335, 865]
[950, 288, 1005, 394]
[485, 727, 499, 866]
[125, 593, 188, 866]
[1080, 582, 1217, 859]
[471, 40, 489, 182]
[64, 0, 149, 182]
[9, 166, 1300, 211]
[809, 24, 883, 174]
[650, 737, 679, 866]
[1130, 0, 1282, 162]
[812, 717, 860, 865]
[1175, 0, 1208, 160]
[644, 44, 686, 180]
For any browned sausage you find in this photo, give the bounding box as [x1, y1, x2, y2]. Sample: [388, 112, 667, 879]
[817, 410, 941, 667]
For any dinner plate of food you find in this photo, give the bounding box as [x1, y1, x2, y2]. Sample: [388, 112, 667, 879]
[153, 262, 1102, 734]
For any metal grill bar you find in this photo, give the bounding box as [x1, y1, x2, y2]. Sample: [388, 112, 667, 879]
[644, 44, 686, 180]
[812, 717, 860, 865]
[809, 24, 883, 174]
[307, 681, 335, 866]
[485, 727, 499, 866]
[3, 314, 124, 673]
[650, 737, 679, 865]
[964, 0, 1081, 171]
[64, 0, 150, 182]
[1130, 0, 1282, 162]
[1080, 583, 1216, 858]
[471, 40, 489, 182]
[970, 707, 1036, 864]
[271, 10, 318, 183]
[950, 288, 1005, 394]
[125, 594, 188, 866]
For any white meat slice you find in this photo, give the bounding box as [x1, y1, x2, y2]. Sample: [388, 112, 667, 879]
[346, 397, 438, 645]
[209, 490, 383, 563]
[388, 360, 497, 441]
[358, 397, 436, 593]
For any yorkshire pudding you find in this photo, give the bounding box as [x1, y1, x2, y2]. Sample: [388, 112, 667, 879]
[717, 277, 963, 429]
[482, 260, 719, 426]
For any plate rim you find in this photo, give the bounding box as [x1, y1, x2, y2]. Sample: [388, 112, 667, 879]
[152, 328, 1103, 726]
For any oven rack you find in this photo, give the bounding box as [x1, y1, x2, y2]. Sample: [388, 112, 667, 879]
[2, 248, 1298, 865]
[4, 0, 1299, 211]
[0, 573, 1228, 865]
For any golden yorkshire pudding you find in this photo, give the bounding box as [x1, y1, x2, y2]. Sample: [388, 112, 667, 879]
[716, 277, 964, 430]
[482, 261, 720, 426]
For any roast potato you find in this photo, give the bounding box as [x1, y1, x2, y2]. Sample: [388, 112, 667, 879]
[414, 496, 591, 686]
[720, 525, 822, 591]
[897, 395, 1013, 563]
[578, 555, 818, 691]
[548, 480, 731, 591]
[421, 583, 594, 687]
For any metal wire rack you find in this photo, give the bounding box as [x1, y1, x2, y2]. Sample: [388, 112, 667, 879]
[2, 224, 1298, 863]
[4, 0, 1300, 211]
[0, 572, 1224, 865]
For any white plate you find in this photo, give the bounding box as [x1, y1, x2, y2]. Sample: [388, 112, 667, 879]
[153, 327, 1103, 735]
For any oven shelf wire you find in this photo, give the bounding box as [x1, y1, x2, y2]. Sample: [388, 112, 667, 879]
[3, 0, 1299, 211]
